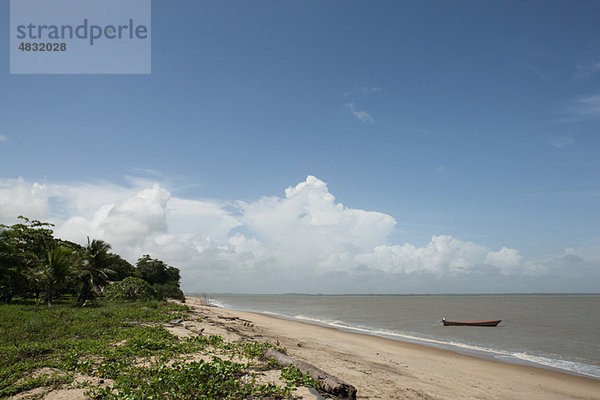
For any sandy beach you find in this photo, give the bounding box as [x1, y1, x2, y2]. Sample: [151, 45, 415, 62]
[181, 296, 600, 400]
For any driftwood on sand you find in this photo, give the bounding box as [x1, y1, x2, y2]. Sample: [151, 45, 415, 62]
[263, 348, 357, 400]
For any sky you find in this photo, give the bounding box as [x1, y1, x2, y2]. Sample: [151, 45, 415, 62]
[1, 1, 599, 293]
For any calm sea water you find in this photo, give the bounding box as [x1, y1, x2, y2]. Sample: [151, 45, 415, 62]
[195, 294, 600, 379]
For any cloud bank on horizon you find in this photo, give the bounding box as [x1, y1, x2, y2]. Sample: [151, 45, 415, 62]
[1, 176, 598, 293]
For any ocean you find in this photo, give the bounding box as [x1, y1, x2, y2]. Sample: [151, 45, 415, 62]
[195, 294, 600, 380]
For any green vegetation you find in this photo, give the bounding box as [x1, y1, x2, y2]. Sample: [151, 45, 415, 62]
[280, 365, 320, 389]
[0, 300, 308, 399]
[0, 216, 184, 305]
[0, 218, 315, 398]
[135, 254, 185, 301]
[103, 276, 158, 302]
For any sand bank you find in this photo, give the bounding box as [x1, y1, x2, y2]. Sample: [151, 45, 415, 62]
[183, 296, 599, 400]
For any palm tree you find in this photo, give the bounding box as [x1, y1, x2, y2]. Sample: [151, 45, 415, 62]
[77, 238, 114, 304]
[37, 245, 74, 308]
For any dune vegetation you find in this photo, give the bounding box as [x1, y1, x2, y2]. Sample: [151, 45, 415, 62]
[0, 299, 316, 399]
[0, 217, 312, 399]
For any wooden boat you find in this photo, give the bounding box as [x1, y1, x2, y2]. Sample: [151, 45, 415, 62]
[442, 318, 501, 327]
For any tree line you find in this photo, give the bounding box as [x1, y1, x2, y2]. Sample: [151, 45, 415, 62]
[0, 216, 184, 307]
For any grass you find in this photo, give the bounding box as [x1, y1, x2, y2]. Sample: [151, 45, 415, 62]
[0, 299, 305, 399]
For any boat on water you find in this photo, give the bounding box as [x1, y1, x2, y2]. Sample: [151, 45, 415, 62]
[442, 318, 501, 327]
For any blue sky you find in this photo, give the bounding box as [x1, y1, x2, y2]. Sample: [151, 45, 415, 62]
[1, 1, 599, 293]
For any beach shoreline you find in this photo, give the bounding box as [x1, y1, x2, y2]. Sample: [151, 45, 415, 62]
[236, 307, 599, 381]
[184, 296, 600, 399]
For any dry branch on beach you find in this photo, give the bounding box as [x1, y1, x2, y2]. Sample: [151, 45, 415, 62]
[264, 348, 357, 400]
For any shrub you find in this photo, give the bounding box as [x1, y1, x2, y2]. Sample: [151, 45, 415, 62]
[103, 277, 158, 301]
[153, 282, 185, 301]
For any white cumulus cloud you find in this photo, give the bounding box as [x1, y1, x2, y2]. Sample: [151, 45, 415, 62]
[0, 178, 50, 222]
[1, 175, 598, 293]
[485, 247, 522, 274]
[238, 176, 396, 273]
[355, 235, 517, 275]
[57, 183, 170, 246]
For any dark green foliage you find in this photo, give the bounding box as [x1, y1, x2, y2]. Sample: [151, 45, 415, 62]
[103, 276, 158, 301]
[153, 280, 186, 301]
[0, 216, 183, 305]
[135, 255, 184, 300]
[107, 253, 135, 281]
[135, 254, 171, 285]
[0, 235, 27, 302]
[38, 245, 76, 307]
[0, 217, 56, 302]
[1, 217, 55, 260]
[76, 238, 114, 304]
